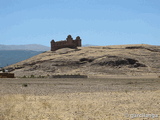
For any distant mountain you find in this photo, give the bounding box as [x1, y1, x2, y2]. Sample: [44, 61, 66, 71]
[82, 44, 98, 47]
[0, 44, 50, 51]
[0, 50, 43, 67]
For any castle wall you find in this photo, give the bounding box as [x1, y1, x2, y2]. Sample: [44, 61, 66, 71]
[0, 73, 15, 78]
[51, 35, 81, 51]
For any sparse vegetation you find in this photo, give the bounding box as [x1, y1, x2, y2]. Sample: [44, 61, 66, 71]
[1, 90, 160, 120]
[38, 75, 46, 78]
[30, 75, 35, 78]
[22, 75, 27, 78]
[22, 83, 28, 87]
[51, 74, 88, 78]
[0, 78, 160, 120]
[4, 44, 160, 77]
[1, 44, 160, 119]
[21, 75, 46, 78]
[126, 82, 134, 84]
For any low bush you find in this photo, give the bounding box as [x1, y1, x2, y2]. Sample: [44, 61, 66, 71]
[22, 83, 28, 87]
[30, 75, 35, 78]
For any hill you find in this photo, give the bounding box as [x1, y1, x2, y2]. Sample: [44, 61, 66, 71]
[0, 44, 50, 51]
[0, 50, 43, 67]
[4, 44, 160, 78]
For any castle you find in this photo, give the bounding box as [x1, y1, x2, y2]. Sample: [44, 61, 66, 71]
[51, 35, 81, 51]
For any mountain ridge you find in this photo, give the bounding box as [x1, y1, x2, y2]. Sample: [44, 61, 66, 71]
[0, 44, 50, 51]
[0, 50, 43, 68]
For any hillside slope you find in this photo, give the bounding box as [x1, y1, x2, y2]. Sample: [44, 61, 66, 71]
[5, 44, 160, 77]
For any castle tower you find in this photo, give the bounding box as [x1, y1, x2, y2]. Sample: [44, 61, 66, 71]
[51, 39, 55, 43]
[76, 36, 81, 46]
[51, 40, 55, 51]
[66, 35, 73, 44]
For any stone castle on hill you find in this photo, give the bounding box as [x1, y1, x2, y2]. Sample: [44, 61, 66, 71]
[51, 35, 81, 51]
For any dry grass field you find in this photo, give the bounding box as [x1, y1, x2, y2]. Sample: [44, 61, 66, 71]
[1, 44, 160, 119]
[0, 78, 160, 120]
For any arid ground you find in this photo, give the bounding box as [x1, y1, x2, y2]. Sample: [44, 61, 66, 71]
[1, 44, 160, 119]
[0, 78, 160, 120]
[5, 44, 160, 78]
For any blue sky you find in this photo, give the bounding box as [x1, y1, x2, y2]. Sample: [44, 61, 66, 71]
[0, 0, 160, 46]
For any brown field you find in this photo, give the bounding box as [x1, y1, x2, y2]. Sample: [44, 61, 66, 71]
[0, 78, 160, 120]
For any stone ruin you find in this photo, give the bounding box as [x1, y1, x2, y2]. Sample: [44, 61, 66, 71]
[51, 35, 81, 51]
[0, 73, 15, 78]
